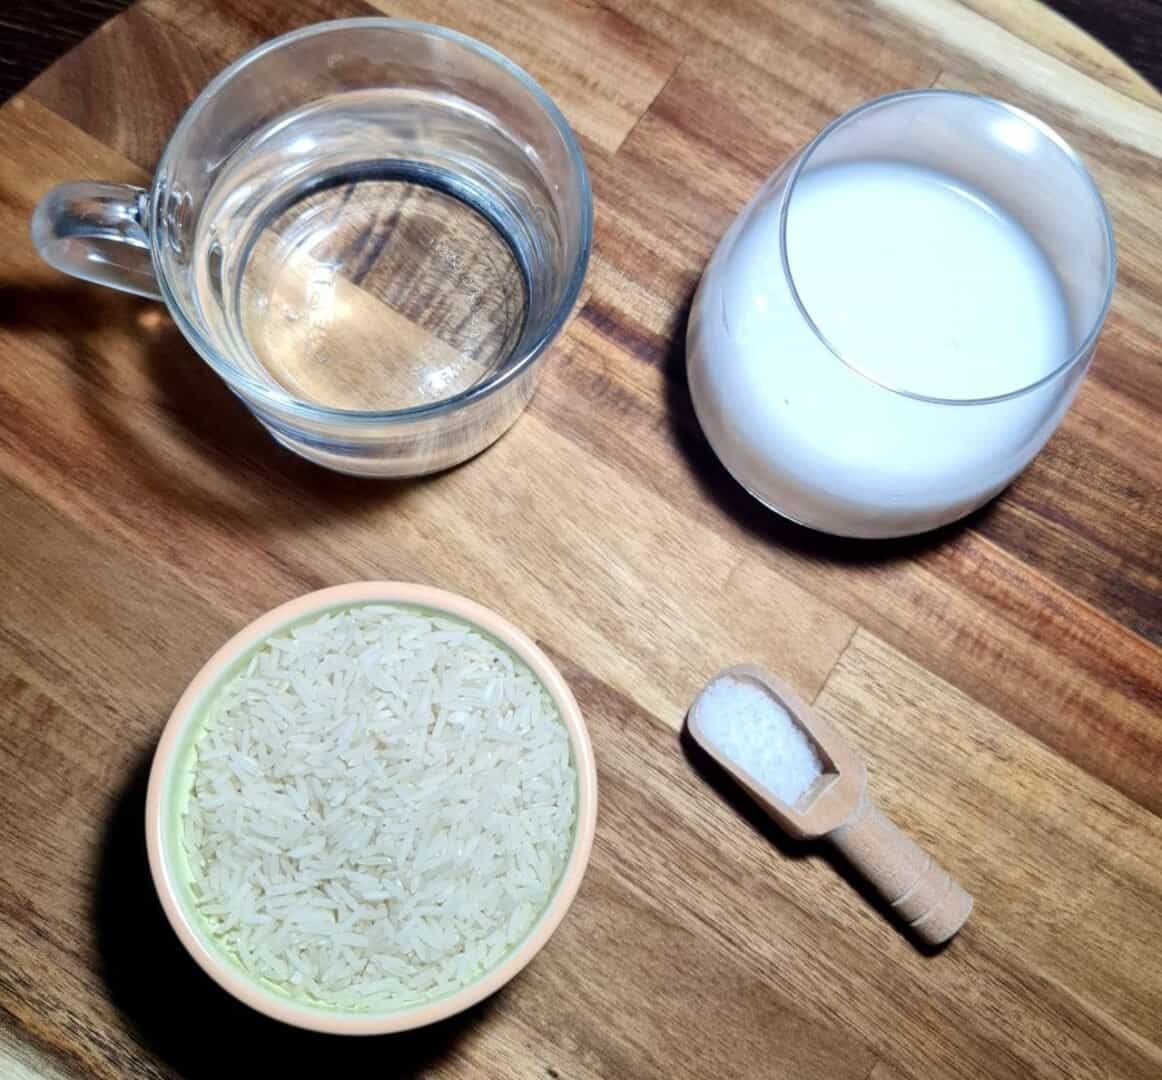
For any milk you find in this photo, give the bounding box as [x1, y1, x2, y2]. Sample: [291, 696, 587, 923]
[688, 159, 1086, 538]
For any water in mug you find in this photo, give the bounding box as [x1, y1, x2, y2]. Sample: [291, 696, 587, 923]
[191, 89, 533, 411]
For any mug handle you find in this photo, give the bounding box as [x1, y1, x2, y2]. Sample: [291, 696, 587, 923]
[31, 181, 162, 300]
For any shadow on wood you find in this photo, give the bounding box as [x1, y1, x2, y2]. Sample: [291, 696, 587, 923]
[92, 750, 491, 1077]
[0, 279, 419, 525]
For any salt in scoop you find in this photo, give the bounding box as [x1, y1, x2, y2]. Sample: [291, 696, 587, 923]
[688, 664, 972, 946]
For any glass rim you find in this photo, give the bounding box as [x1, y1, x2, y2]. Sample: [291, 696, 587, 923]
[776, 88, 1117, 407]
[150, 17, 593, 425]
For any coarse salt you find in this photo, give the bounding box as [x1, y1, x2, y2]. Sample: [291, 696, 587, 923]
[697, 677, 822, 805]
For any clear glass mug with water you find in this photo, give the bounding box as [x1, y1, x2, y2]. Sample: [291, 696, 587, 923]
[687, 90, 1115, 538]
[32, 19, 592, 476]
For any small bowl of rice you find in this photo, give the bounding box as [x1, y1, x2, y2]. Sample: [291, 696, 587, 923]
[146, 582, 597, 1034]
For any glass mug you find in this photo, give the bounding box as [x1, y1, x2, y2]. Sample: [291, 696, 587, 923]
[32, 19, 592, 476]
[687, 90, 1115, 538]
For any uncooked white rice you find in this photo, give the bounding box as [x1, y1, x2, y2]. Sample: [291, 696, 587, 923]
[180, 603, 577, 1010]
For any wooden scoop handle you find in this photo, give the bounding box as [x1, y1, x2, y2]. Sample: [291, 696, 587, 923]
[829, 794, 973, 946]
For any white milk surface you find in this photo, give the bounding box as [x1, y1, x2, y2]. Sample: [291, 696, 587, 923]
[787, 161, 1068, 401]
[688, 159, 1080, 537]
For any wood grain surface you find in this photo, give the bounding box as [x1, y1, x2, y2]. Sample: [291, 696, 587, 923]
[6, 0, 1162, 100]
[1, 1, 1160, 1078]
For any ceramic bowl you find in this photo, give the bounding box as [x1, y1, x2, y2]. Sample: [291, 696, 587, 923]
[145, 581, 597, 1034]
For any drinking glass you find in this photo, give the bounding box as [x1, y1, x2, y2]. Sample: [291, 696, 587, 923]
[32, 19, 592, 476]
[687, 90, 1115, 538]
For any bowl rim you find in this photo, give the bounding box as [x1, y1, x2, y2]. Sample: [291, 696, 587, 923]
[145, 581, 598, 1035]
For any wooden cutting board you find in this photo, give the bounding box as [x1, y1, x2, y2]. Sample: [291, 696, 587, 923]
[1, 1, 1160, 1077]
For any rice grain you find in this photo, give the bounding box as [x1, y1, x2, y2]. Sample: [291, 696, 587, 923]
[181, 604, 577, 1010]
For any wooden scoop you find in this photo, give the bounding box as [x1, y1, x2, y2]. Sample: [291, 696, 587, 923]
[688, 664, 973, 946]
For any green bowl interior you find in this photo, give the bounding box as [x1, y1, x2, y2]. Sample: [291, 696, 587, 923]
[159, 599, 582, 1017]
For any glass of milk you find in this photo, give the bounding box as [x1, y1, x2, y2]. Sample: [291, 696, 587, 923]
[687, 90, 1115, 538]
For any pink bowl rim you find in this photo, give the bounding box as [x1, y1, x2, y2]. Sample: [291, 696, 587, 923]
[145, 581, 598, 1035]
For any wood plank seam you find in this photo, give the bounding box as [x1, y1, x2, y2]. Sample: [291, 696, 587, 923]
[610, 61, 684, 156]
[968, 523, 1162, 665]
[811, 622, 861, 707]
[1036, 959, 1162, 1070]
[812, 585, 1162, 816]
